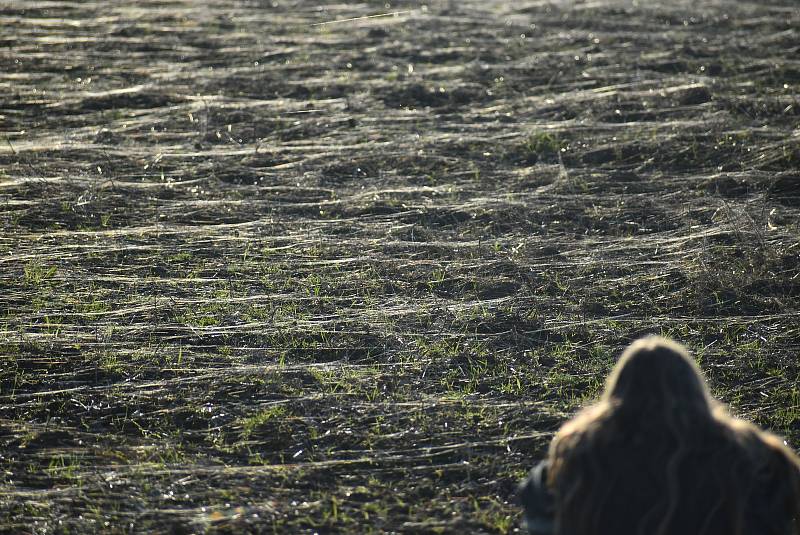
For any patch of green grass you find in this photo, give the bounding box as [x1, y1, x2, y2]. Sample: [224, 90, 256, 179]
[22, 261, 57, 285]
[773, 388, 800, 432]
[97, 351, 124, 374]
[47, 454, 82, 485]
[239, 406, 287, 440]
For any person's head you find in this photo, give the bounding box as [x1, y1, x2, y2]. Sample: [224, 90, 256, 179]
[603, 336, 708, 405]
[541, 336, 800, 535]
[601, 335, 715, 433]
[550, 336, 716, 458]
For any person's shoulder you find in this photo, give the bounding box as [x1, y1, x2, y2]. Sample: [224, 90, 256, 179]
[726, 416, 800, 471]
[725, 416, 800, 501]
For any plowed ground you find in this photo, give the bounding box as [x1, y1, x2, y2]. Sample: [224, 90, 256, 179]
[1, 1, 799, 533]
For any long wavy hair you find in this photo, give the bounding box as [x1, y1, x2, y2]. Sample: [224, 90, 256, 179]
[547, 336, 800, 535]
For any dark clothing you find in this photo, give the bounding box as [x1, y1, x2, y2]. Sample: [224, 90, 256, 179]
[517, 460, 555, 535]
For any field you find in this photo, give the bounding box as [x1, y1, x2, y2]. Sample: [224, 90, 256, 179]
[1, 0, 799, 532]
